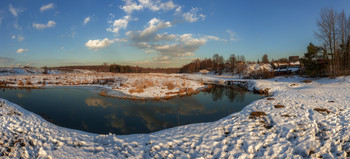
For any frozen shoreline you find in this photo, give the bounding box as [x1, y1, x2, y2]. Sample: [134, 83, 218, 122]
[0, 73, 205, 100]
[1, 75, 350, 158]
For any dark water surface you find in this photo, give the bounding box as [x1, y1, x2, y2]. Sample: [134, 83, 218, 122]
[0, 86, 263, 135]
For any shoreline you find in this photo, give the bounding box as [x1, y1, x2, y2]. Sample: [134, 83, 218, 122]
[1, 75, 349, 158]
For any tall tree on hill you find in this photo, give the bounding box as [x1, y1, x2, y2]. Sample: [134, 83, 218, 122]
[262, 54, 269, 63]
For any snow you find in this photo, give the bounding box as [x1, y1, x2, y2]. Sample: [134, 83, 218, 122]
[0, 68, 62, 76]
[1, 74, 350, 158]
[0, 73, 204, 99]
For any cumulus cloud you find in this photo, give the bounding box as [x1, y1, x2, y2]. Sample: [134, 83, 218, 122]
[16, 48, 29, 53]
[107, 15, 131, 34]
[153, 34, 207, 56]
[174, 7, 205, 23]
[83, 16, 91, 25]
[33, 20, 56, 29]
[121, 0, 177, 14]
[127, 18, 172, 42]
[40, 3, 54, 12]
[9, 4, 24, 17]
[182, 8, 205, 23]
[85, 38, 126, 50]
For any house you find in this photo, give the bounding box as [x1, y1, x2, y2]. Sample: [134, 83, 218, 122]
[289, 56, 299, 63]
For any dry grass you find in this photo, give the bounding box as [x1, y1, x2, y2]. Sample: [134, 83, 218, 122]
[17, 80, 24, 86]
[129, 87, 144, 94]
[99, 91, 107, 97]
[165, 82, 175, 90]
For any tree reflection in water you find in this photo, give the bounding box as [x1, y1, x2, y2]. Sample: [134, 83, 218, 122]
[203, 85, 246, 102]
[0, 86, 262, 135]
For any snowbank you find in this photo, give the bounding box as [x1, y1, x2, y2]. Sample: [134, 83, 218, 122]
[0, 73, 204, 99]
[1, 75, 350, 158]
[0, 68, 62, 76]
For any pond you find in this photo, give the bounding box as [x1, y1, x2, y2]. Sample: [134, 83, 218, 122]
[0, 85, 263, 135]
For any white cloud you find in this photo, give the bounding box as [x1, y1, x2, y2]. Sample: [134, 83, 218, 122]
[9, 4, 24, 17]
[175, 7, 205, 23]
[16, 48, 29, 53]
[11, 35, 16, 39]
[159, 1, 176, 11]
[226, 30, 237, 41]
[33, 20, 56, 29]
[14, 22, 22, 30]
[40, 3, 54, 12]
[178, 52, 194, 57]
[127, 18, 172, 42]
[154, 56, 169, 61]
[17, 35, 24, 42]
[85, 38, 124, 50]
[182, 8, 205, 23]
[121, 0, 143, 14]
[121, 0, 177, 14]
[83, 16, 91, 25]
[107, 15, 131, 34]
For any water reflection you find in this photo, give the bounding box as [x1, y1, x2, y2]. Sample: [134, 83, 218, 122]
[0, 85, 263, 135]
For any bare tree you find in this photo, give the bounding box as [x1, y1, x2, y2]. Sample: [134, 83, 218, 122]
[316, 8, 338, 76]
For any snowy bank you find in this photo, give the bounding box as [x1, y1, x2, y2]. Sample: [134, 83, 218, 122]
[1, 75, 350, 158]
[0, 73, 204, 99]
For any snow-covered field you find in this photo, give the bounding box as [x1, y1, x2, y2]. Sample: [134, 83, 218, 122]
[1, 74, 350, 158]
[0, 73, 204, 99]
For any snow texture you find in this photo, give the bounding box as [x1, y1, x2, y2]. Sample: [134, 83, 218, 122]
[1, 74, 350, 158]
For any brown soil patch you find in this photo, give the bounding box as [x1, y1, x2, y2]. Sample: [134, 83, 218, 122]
[266, 97, 275, 100]
[302, 79, 312, 83]
[281, 114, 291, 117]
[274, 104, 285, 108]
[249, 111, 266, 119]
[314, 108, 330, 114]
[290, 83, 299, 87]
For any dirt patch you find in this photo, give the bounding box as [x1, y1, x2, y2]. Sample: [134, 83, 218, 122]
[249, 111, 266, 119]
[281, 114, 291, 117]
[290, 83, 299, 87]
[274, 104, 285, 108]
[314, 108, 330, 114]
[266, 97, 275, 100]
[302, 79, 312, 83]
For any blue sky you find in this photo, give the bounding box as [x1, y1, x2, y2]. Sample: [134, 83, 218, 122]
[0, 0, 349, 68]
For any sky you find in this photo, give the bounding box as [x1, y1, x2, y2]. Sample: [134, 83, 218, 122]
[0, 0, 350, 68]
